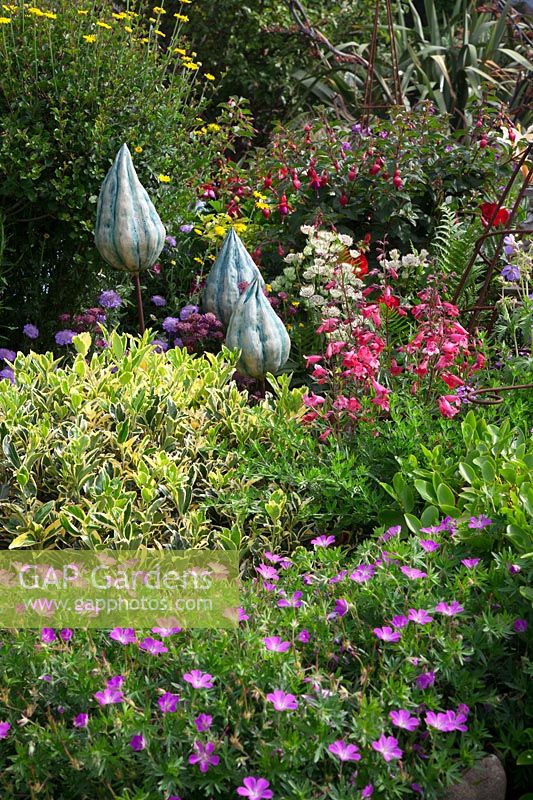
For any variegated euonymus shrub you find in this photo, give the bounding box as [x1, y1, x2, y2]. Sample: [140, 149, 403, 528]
[0, 332, 308, 553]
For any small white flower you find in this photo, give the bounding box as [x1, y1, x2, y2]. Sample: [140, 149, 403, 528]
[300, 285, 315, 298]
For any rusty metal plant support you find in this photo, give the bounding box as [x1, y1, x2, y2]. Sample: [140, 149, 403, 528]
[452, 142, 533, 332]
[465, 383, 533, 406]
[362, 0, 403, 122]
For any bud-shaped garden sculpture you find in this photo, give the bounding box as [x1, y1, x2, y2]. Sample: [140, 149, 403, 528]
[95, 143, 165, 333]
[203, 227, 264, 327]
[225, 276, 291, 379]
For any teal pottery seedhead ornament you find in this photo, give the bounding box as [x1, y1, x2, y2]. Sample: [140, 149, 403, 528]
[225, 276, 291, 379]
[202, 227, 265, 327]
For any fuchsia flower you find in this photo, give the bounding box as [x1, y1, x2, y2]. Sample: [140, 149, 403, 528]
[408, 608, 433, 625]
[350, 564, 376, 583]
[129, 733, 146, 752]
[277, 591, 303, 608]
[371, 734, 403, 761]
[263, 636, 291, 652]
[182, 670, 214, 689]
[158, 692, 180, 713]
[237, 777, 273, 799]
[194, 713, 213, 732]
[0, 722, 11, 739]
[266, 690, 299, 711]
[139, 637, 168, 655]
[401, 566, 427, 580]
[188, 740, 219, 773]
[109, 628, 137, 645]
[311, 534, 336, 548]
[389, 709, 420, 731]
[94, 688, 124, 706]
[435, 601, 464, 616]
[374, 626, 402, 642]
[328, 740, 362, 762]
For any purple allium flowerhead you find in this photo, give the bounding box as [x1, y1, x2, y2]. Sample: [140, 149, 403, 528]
[73, 713, 88, 728]
[23, 324, 39, 339]
[419, 539, 440, 553]
[408, 608, 433, 625]
[0, 722, 11, 739]
[151, 626, 182, 637]
[109, 627, 137, 645]
[129, 733, 146, 752]
[0, 367, 14, 383]
[514, 618, 528, 633]
[361, 786, 374, 798]
[180, 304, 199, 321]
[311, 534, 335, 548]
[266, 690, 299, 712]
[158, 692, 180, 713]
[99, 290, 122, 309]
[139, 637, 168, 655]
[236, 776, 273, 799]
[180, 223, 194, 233]
[298, 629, 310, 643]
[391, 615, 409, 628]
[182, 669, 214, 689]
[0, 348, 16, 362]
[188, 740, 219, 773]
[165, 235, 177, 247]
[350, 564, 376, 583]
[162, 316, 180, 334]
[468, 515, 493, 529]
[59, 628, 73, 641]
[278, 591, 303, 608]
[371, 734, 403, 761]
[106, 675, 125, 689]
[389, 709, 420, 731]
[55, 329, 76, 346]
[263, 636, 291, 652]
[501, 264, 520, 282]
[151, 295, 167, 307]
[416, 671, 436, 689]
[373, 626, 402, 642]
[41, 628, 57, 644]
[401, 566, 427, 580]
[328, 740, 362, 762]
[94, 688, 124, 706]
[435, 601, 464, 616]
[461, 558, 480, 569]
[256, 563, 279, 581]
[194, 713, 213, 732]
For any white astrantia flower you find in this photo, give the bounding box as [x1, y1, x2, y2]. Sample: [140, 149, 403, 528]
[308, 294, 326, 306]
[300, 285, 315, 298]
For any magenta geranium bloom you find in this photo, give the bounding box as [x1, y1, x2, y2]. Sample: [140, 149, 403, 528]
[468, 515, 493, 529]
[129, 733, 146, 752]
[266, 690, 299, 711]
[0, 722, 11, 739]
[41, 628, 57, 644]
[415, 671, 436, 689]
[236, 776, 273, 799]
[311, 534, 336, 548]
[389, 709, 420, 731]
[408, 608, 433, 625]
[419, 540, 440, 552]
[158, 692, 180, 713]
[183, 669, 214, 689]
[109, 627, 137, 645]
[188, 740, 219, 773]
[256, 564, 280, 581]
[106, 675, 124, 689]
[373, 626, 402, 642]
[361, 785, 374, 798]
[238, 607, 250, 622]
[350, 564, 376, 583]
[194, 713, 213, 732]
[425, 709, 468, 732]
[277, 591, 303, 608]
[139, 637, 168, 655]
[371, 734, 403, 761]
[461, 558, 480, 569]
[328, 740, 361, 762]
[435, 601, 464, 616]
[263, 636, 291, 652]
[401, 566, 427, 580]
[94, 688, 124, 706]
[298, 629, 310, 643]
[514, 618, 528, 633]
[73, 713, 88, 728]
[151, 626, 182, 637]
[391, 615, 409, 628]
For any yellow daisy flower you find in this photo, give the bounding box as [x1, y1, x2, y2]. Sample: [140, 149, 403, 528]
[77, 9, 88, 14]
[183, 61, 199, 69]
[96, 21, 112, 29]
[82, 34, 97, 42]
[204, 73, 215, 81]
[207, 123, 220, 132]
[134, 146, 143, 153]
[158, 174, 171, 183]
[152, 6, 166, 13]
[42, 11, 56, 18]
[193, 256, 203, 264]
[124, 25, 132, 32]
[174, 13, 188, 21]
[213, 225, 226, 236]
[174, 47, 186, 55]
[154, 28, 165, 36]
[28, 8, 44, 16]
[0, 15, 11, 23]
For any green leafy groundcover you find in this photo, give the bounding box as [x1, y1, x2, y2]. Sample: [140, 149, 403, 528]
[0, 527, 530, 799]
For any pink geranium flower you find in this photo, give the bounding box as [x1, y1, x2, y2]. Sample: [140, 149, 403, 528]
[328, 740, 361, 762]
[139, 637, 168, 655]
[158, 692, 180, 713]
[237, 777, 273, 799]
[374, 626, 402, 642]
[389, 709, 420, 731]
[94, 688, 124, 706]
[371, 734, 403, 761]
[182, 670, 214, 689]
[435, 601, 464, 616]
[266, 690, 299, 711]
[188, 740, 219, 773]
[109, 627, 137, 645]
[401, 566, 427, 580]
[263, 636, 291, 652]
[408, 608, 433, 625]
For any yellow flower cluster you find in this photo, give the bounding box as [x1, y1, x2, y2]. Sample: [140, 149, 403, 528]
[0, 15, 11, 23]
[153, 5, 166, 13]
[82, 34, 96, 43]
[2, 3, 17, 11]
[158, 174, 171, 183]
[27, 6, 56, 19]
[112, 12, 128, 20]
[174, 13, 188, 21]
[96, 21, 112, 29]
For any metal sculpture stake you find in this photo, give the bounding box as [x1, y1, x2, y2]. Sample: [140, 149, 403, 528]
[362, 0, 403, 123]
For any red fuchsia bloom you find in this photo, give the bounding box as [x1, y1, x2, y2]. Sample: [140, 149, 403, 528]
[419, 540, 440, 553]
[416, 671, 436, 689]
[183, 670, 214, 689]
[311, 534, 335, 548]
[480, 202, 510, 228]
[236, 777, 273, 799]
[374, 626, 402, 642]
[0, 722, 11, 739]
[263, 636, 291, 652]
[514, 619, 528, 633]
[350, 564, 376, 583]
[408, 608, 433, 625]
[194, 713, 213, 732]
[278, 194, 290, 216]
[73, 713, 88, 728]
[303, 393, 325, 408]
[189, 740, 219, 773]
[266, 689, 299, 711]
[391, 615, 409, 628]
[435, 601, 464, 616]
[328, 740, 362, 762]
[371, 734, 403, 761]
[158, 692, 180, 713]
[393, 170, 403, 189]
[461, 558, 480, 569]
[139, 637, 168, 655]
[316, 317, 340, 334]
[109, 628, 137, 645]
[438, 395, 461, 418]
[278, 591, 303, 608]
[94, 688, 124, 706]
[389, 709, 420, 731]
[41, 628, 57, 644]
[129, 733, 146, 752]
[468, 514, 492, 529]
[256, 563, 280, 581]
[401, 566, 427, 580]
